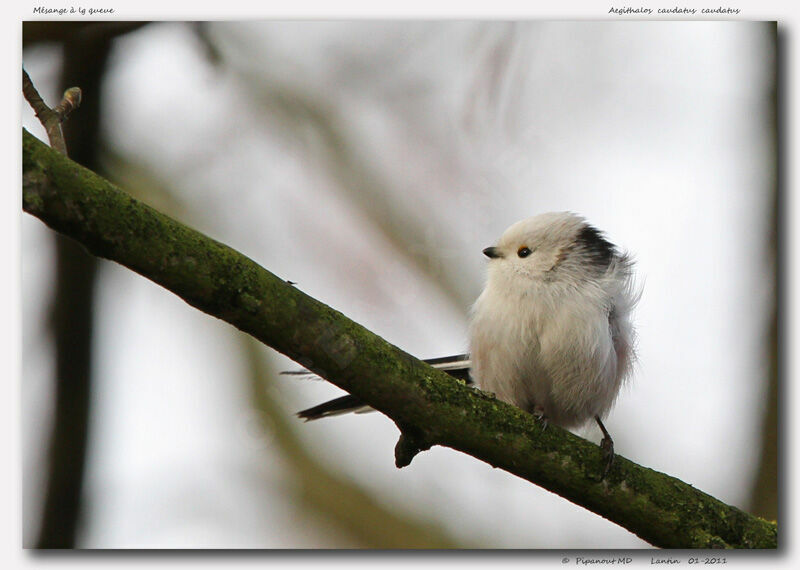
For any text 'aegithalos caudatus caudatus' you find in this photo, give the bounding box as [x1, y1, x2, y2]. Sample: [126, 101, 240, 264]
[287, 212, 639, 477]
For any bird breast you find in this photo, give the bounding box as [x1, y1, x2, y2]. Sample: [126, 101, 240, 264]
[469, 279, 621, 429]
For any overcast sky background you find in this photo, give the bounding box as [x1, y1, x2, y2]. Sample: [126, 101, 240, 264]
[21, 21, 775, 548]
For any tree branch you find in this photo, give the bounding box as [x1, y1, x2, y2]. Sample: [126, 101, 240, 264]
[21, 128, 777, 549]
[22, 68, 81, 156]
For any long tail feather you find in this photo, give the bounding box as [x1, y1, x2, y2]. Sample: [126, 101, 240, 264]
[291, 354, 471, 421]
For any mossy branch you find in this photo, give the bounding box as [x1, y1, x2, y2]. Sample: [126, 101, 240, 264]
[22, 128, 777, 549]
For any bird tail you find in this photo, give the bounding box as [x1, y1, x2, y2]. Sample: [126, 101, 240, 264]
[286, 354, 471, 421]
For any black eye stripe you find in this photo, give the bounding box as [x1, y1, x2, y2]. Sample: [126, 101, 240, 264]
[517, 247, 532, 258]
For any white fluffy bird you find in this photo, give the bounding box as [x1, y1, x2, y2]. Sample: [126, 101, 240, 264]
[293, 212, 638, 474]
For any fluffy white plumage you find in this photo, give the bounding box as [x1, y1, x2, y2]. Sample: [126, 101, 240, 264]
[294, 212, 638, 464]
[470, 212, 637, 430]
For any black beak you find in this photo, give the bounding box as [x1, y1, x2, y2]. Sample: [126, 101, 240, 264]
[483, 246, 502, 259]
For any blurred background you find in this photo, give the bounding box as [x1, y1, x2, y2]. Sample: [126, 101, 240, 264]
[21, 21, 777, 548]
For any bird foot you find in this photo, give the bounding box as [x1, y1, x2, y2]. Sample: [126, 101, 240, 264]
[600, 434, 614, 479]
[532, 406, 549, 430]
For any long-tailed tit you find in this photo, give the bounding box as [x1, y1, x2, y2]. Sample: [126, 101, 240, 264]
[291, 212, 638, 475]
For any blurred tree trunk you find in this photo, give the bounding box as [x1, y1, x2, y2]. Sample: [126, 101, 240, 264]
[34, 31, 111, 549]
[747, 192, 778, 521]
[747, 25, 778, 521]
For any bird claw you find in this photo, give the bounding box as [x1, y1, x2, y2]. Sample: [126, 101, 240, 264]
[532, 407, 549, 430]
[595, 415, 615, 480]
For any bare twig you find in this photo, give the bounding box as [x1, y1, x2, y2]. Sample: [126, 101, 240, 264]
[22, 68, 81, 156]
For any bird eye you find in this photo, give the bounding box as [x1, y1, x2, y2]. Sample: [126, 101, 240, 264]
[517, 246, 532, 258]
